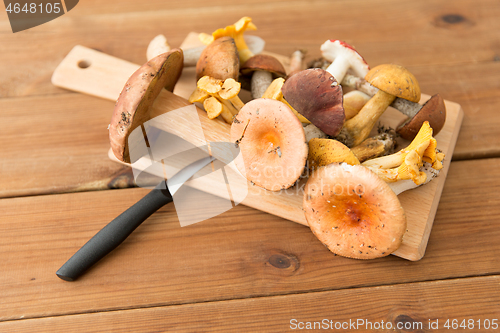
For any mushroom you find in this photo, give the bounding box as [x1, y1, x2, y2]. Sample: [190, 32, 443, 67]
[336, 64, 421, 147]
[304, 163, 407, 259]
[281, 68, 345, 137]
[146, 34, 171, 61]
[188, 76, 245, 123]
[303, 123, 328, 142]
[230, 98, 308, 191]
[362, 121, 443, 170]
[341, 74, 446, 139]
[350, 133, 396, 162]
[262, 77, 310, 124]
[320, 39, 370, 83]
[307, 138, 360, 171]
[199, 16, 258, 64]
[362, 121, 445, 185]
[196, 36, 239, 81]
[109, 49, 184, 163]
[343, 90, 371, 120]
[286, 49, 306, 78]
[240, 54, 286, 99]
[395, 94, 446, 140]
[307, 133, 395, 171]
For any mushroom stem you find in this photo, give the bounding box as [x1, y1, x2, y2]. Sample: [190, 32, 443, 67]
[343, 90, 371, 120]
[251, 70, 273, 99]
[147, 35, 171, 61]
[288, 50, 306, 77]
[342, 74, 422, 117]
[387, 162, 440, 195]
[337, 90, 396, 147]
[183, 45, 206, 67]
[362, 121, 435, 169]
[326, 55, 350, 82]
[351, 133, 396, 163]
[219, 98, 240, 116]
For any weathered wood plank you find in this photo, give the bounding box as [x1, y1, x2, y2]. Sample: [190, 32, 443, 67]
[0, 94, 137, 198]
[0, 158, 499, 321]
[0, 0, 498, 98]
[1, 68, 494, 198]
[1, 275, 498, 332]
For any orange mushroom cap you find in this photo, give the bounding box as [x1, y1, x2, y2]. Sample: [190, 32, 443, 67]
[230, 98, 308, 191]
[304, 163, 407, 259]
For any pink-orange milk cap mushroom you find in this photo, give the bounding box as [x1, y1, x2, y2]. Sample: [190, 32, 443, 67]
[230, 98, 308, 191]
[304, 163, 407, 259]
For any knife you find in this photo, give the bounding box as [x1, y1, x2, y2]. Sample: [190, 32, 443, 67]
[56, 155, 215, 281]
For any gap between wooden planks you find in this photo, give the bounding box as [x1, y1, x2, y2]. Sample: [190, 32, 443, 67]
[1, 275, 498, 332]
[0, 158, 499, 322]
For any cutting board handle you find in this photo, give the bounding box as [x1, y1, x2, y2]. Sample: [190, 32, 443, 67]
[52, 45, 140, 101]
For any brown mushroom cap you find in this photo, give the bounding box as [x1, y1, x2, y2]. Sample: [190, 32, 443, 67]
[196, 36, 239, 81]
[365, 64, 421, 103]
[109, 49, 184, 163]
[230, 98, 308, 191]
[397, 94, 446, 140]
[304, 163, 407, 259]
[240, 54, 286, 77]
[281, 68, 345, 137]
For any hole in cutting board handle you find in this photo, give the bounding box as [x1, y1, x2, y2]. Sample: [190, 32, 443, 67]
[77, 59, 91, 69]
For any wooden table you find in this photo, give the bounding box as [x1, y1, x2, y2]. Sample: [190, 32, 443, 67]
[1, 1, 499, 331]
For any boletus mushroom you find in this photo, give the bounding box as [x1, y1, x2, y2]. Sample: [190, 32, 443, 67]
[199, 16, 257, 64]
[341, 74, 446, 139]
[230, 98, 308, 191]
[196, 36, 239, 81]
[396, 94, 446, 140]
[281, 68, 345, 137]
[304, 163, 407, 259]
[109, 49, 184, 163]
[337, 64, 421, 147]
[240, 54, 286, 99]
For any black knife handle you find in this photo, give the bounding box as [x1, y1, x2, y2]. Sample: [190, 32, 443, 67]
[56, 183, 173, 281]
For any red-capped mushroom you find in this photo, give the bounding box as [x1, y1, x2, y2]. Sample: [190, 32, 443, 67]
[281, 68, 345, 137]
[321, 40, 369, 83]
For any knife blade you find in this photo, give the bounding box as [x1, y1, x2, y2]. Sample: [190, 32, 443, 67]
[56, 155, 215, 281]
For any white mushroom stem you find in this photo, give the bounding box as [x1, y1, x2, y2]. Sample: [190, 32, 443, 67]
[342, 73, 423, 117]
[325, 55, 351, 83]
[251, 71, 273, 99]
[183, 35, 265, 67]
[387, 162, 440, 195]
[288, 50, 306, 75]
[182, 45, 206, 66]
[147, 35, 171, 61]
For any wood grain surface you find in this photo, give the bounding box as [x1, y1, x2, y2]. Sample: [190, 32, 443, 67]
[1, 0, 499, 331]
[2, 275, 499, 332]
[0, 158, 499, 322]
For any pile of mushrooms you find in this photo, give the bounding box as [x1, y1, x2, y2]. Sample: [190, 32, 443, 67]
[129, 16, 448, 260]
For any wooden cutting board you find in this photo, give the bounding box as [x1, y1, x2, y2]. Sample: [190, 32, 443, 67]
[51, 32, 463, 261]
